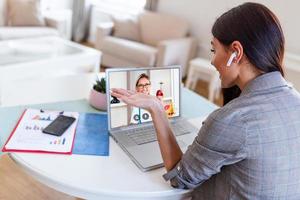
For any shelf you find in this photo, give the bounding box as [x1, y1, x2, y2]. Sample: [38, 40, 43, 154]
[163, 97, 173, 101]
[111, 102, 127, 108]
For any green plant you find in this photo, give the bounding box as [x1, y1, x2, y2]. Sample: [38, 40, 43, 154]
[93, 77, 106, 93]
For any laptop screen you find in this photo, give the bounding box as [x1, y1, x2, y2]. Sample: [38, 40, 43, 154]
[107, 67, 181, 130]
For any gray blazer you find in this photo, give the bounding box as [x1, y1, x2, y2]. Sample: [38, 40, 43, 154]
[164, 72, 300, 199]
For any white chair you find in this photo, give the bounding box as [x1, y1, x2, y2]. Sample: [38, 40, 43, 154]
[186, 58, 221, 101]
[95, 11, 197, 77]
[0, 0, 72, 40]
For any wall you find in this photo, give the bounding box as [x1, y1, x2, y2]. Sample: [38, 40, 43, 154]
[41, 0, 73, 10]
[109, 71, 128, 128]
[157, 0, 300, 59]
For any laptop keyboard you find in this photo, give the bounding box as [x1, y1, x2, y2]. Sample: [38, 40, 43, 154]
[125, 121, 193, 145]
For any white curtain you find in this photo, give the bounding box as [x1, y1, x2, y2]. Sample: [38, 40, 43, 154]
[72, 0, 92, 42]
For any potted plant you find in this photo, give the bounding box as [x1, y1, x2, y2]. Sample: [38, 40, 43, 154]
[89, 77, 107, 111]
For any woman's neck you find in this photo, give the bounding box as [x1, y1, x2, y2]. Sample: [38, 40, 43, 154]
[235, 64, 263, 90]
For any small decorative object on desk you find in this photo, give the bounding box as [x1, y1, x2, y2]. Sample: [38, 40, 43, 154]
[110, 96, 120, 104]
[89, 76, 107, 111]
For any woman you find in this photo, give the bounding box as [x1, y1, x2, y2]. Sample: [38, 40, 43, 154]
[130, 73, 152, 124]
[135, 73, 151, 95]
[112, 3, 300, 199]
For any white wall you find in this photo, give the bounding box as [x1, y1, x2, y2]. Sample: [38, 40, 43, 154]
[157, 0, 300, 59]
[41, 0, 73, 10]
[109, 71, 128, 128]
[150, 69, 172, 98]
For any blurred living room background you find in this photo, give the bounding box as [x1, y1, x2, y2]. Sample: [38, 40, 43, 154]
[0, 0, 300, 104]
[0, 0, 300, 199]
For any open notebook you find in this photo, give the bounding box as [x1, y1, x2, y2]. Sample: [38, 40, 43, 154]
[2, 109, 79, 154]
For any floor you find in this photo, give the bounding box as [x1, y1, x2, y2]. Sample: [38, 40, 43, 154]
[190, 79, 223, 106]
[0, 154, 81, 200]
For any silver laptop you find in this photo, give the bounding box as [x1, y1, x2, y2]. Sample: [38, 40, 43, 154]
[106, 66, 198, 171]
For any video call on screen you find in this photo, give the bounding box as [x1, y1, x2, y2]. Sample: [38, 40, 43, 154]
[109, 68, 180, 129]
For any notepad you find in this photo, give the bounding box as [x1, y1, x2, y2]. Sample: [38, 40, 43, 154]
[2, 109, 79, 154]
[73, 113, 109, 156]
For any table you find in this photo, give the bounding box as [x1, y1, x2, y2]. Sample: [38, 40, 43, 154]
[0, 36, 101, 105]
[0, 73, 217, 200]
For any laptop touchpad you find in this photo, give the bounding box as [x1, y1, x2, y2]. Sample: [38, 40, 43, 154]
[127, 142, 163, 168]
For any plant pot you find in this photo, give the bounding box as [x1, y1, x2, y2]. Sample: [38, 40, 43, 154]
[89, 89, 107, 111]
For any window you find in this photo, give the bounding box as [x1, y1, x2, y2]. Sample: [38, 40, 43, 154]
[91, 0, 146, 17]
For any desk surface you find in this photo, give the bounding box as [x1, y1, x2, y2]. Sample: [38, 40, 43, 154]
[0, 76, 217, 200]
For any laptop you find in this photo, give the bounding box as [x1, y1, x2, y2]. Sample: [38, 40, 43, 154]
[106, 66, 199, 171]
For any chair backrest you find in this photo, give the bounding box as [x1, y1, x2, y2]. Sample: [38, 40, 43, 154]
[139, 11, 189, 46]
[0, 0, 7, 26]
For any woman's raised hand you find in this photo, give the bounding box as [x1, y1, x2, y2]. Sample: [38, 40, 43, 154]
[111, 88, 163, 112]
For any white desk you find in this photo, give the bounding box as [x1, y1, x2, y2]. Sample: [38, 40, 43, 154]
[10, 118, 204, 200]
[0, 73, 217, 200]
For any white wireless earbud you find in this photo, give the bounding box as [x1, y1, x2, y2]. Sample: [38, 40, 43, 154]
[226, 52, 237, 67]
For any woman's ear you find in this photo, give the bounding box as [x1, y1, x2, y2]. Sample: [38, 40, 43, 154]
[231, 41, 244, 64]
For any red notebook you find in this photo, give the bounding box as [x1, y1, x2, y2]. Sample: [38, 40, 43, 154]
[2, 108, 79, 154]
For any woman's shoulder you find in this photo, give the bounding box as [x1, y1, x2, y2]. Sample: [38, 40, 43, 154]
[206, 97, 247, 127]
[198, 99, 247, 152]
[208, 85, 300, 127]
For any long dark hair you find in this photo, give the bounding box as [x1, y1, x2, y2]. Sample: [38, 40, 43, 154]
[211, 2, 285, 105]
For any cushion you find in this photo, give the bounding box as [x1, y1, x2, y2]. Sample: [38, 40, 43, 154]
[0, 0, 7, 26]
[0, 27, 58, 40]
[112, 16, 140, 42]
[139, 11, 189, 46]
[102, 54, 146, 68]
[101, 36, 157, 66]
[7, 0, 45, 26]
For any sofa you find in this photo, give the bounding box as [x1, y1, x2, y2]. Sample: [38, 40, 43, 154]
[95, 11, 197, 77]
[0, 0, 72, 40]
